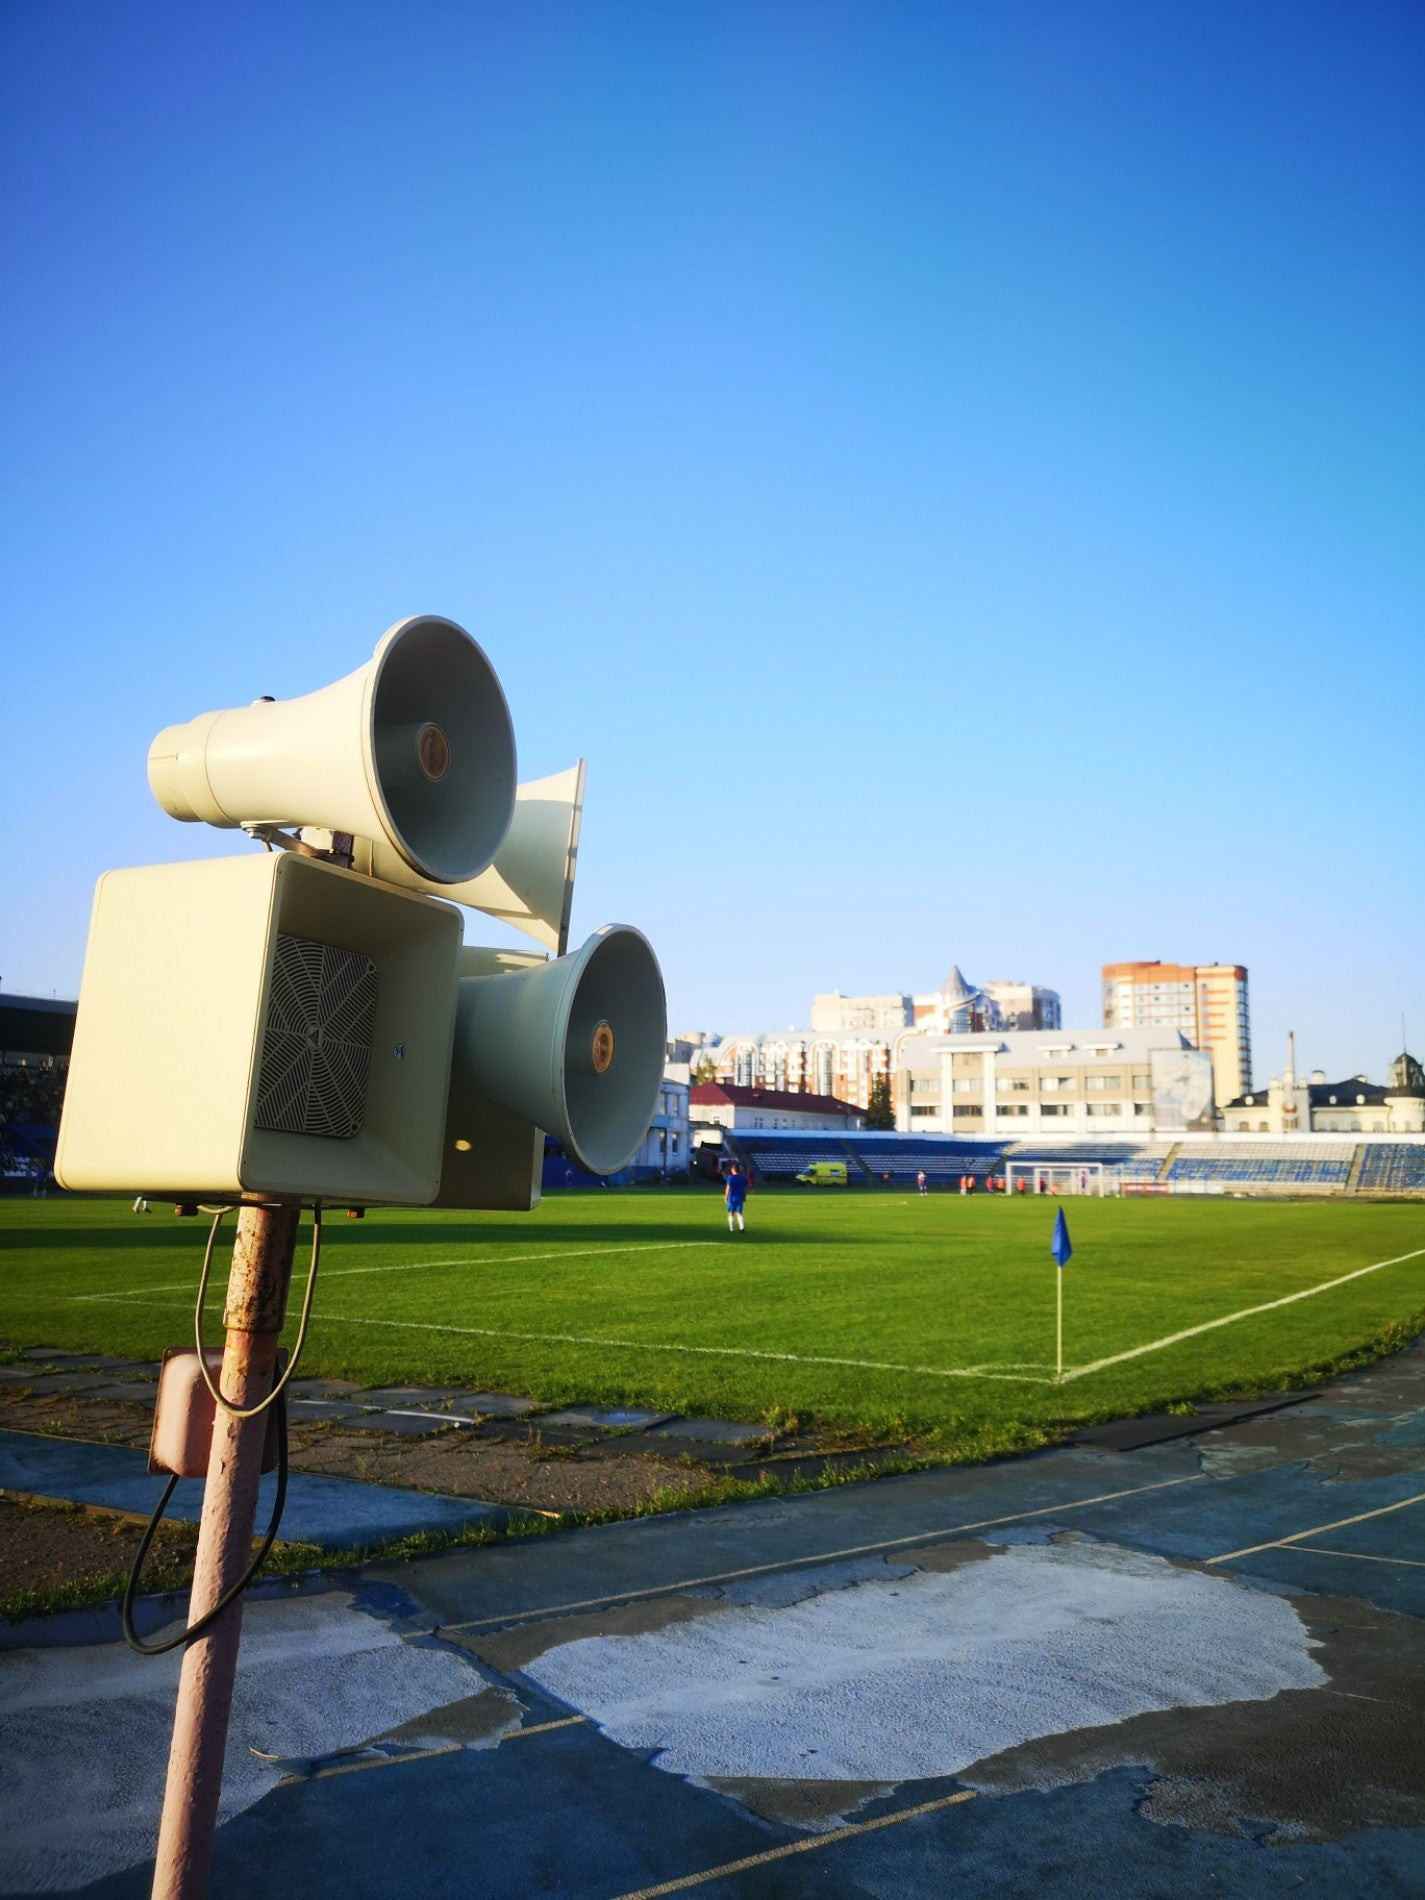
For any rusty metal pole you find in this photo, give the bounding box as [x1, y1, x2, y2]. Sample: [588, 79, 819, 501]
[151, 1200, 300, 1900]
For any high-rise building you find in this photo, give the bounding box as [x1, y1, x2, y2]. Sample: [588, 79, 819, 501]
[982, 980, 1062, 1032]
[1101, 960, 1250, 1107]
[715, 965, 1063, 1110]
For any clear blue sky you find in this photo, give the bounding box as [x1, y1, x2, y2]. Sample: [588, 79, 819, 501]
[3, 1, 1421, 1086]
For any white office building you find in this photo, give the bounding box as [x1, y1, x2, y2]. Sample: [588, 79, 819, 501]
[895, 1027, 1215, 1137]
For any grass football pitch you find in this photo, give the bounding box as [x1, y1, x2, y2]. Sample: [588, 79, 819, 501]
[2, 1190, 1422, 1452]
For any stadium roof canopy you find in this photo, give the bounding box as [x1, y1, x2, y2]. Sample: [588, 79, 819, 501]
[0, 994, 77, 1061]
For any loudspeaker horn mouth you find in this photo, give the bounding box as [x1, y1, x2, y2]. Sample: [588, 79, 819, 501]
[368, 616, 517, 883]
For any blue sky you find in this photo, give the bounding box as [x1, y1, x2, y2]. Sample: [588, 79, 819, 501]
[3, 1, 1421, 1085]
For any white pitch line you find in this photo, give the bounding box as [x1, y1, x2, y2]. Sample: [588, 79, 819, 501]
[62, 1285, 1058, 1384]
[1271, 1546, 1425, 1571]
[1058, 1243, 1425, 1384]
[313, 1311, 1059, 1383]
[318, 1241, 722, 1281]
[443, 1471, 1209, 1634]
[1207, 1490, 1425, 1565]
[69, 1241, 721, 1302]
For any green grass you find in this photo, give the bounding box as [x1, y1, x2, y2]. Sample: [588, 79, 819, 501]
[2, 1190, 1422, 1451]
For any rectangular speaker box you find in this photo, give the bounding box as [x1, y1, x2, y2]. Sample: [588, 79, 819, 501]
[433, 944, 546, 1210]
[56, 852, 463, 1204]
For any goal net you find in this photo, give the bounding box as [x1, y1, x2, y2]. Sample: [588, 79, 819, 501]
[1003, 1161, 1109, 1197]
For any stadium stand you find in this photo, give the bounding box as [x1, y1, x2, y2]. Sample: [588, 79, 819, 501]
[1353, 1144, 1425, 1193]
[729, 1132, 1013, 1184]
[1165, 1142, 1355, 1189]
[1004, 1141, 1174, 1183]
[717, 1130, 1425, 1195]
[0, 1063, 66, 1190]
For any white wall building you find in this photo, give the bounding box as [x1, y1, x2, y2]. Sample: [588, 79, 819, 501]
[713, 965, 1062, 1110]
[689, 1083, 863, 1135]
[629, 1049, 692, 1177]
[1221, 1039, 1425, 1136]
[894, 1027, 1214, 1138]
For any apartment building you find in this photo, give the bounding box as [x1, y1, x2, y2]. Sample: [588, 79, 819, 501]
[1102, 960, 1250, 1107]
[716, 966, 1062, 1109]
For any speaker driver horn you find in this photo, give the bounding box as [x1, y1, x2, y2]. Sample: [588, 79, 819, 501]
[360, 760, 584, 955]
[147, 614, 517, 885]
[451, 925, 666, 1177]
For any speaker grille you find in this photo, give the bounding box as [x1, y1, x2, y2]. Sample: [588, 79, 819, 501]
[255, 935, 379, 1140]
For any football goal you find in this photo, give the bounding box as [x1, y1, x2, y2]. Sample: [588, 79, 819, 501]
[1003, 1160, 1111, 1197]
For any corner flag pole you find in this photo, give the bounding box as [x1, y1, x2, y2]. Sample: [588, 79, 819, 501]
[1050, 1207, 1072, 1381]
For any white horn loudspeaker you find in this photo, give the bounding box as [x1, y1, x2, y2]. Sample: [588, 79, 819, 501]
[440, 924, 666, 1197]
[355, 760, 585, 955]
[147, 614, 517, 884]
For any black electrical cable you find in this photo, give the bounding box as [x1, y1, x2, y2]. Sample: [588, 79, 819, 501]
[121, 1391, 290, 1656]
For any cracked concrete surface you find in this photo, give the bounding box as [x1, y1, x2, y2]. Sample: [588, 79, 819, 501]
[519, 1539, 1325, 1798]
[1195, 1401, 1425, 1485]
[4, 1335, 1421, 1896]
[958, 1586, 1425, 1842]
[0, 1592, 492, 1894]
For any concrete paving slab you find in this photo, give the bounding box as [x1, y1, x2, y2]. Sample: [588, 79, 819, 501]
[539, 1406, 677, 1431]
[347, 1411, 471, 1438]
[286, 1398, 370, 1422]
[287, 1378, 364, 1399]
[15, 1372, 115, 1395]
[648, 1416, 771, 1446]
[21, 1351, 113, 1369]
[354, 1386, 452, 1406]
[0, 1430, 509, 1556]
[1069, 1392, 1325, 1452]
[440, 1392, 538, 1419]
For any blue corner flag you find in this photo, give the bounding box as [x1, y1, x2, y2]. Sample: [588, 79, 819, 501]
[1051, 1207, 1072, 1269]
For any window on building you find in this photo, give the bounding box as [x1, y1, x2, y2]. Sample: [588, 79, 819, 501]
[951, 1105, 983, 1119]
[1041, 1102, 1071, 1117]
[997, 1103, 1029, 1117]
[1131, 1073, 1152, 1089]
[1084, 1102, 1122, 1116]
[952, 1079, 981, 1094]
[1084, 1075, 1122, 1090]
[1040, 1075, 1075, 1091]
[996, 1076, 1030, 1092]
